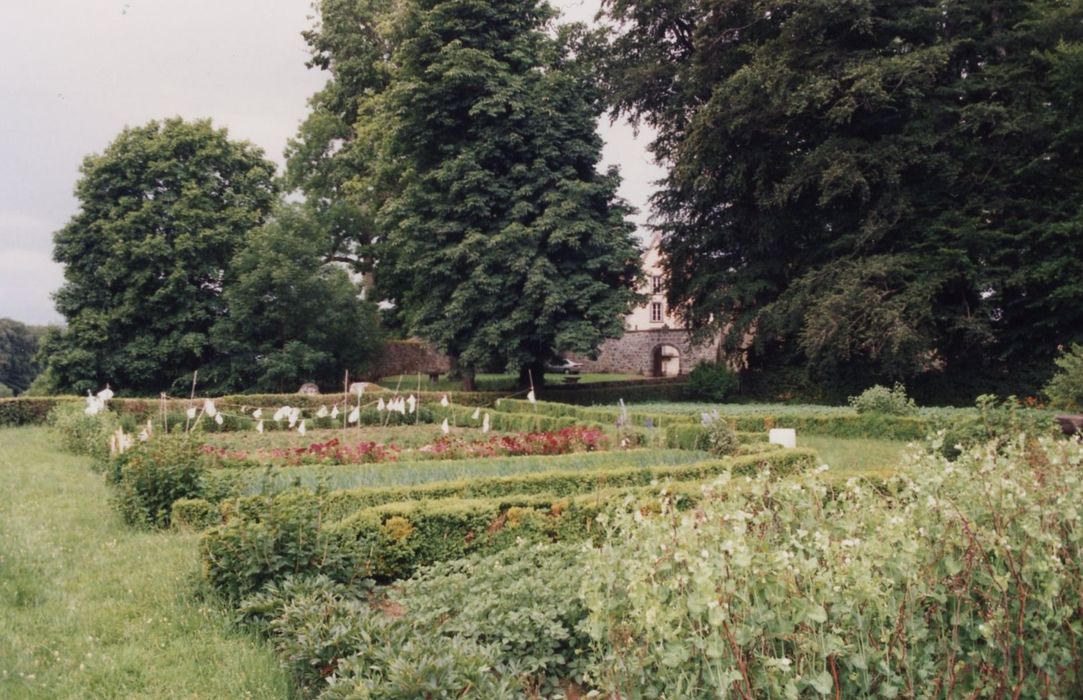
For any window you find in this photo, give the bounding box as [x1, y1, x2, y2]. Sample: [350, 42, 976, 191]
[651, 275, 662, 293]
[650, 301, 663, 323]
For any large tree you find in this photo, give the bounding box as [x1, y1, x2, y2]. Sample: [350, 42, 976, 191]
[44, 118, 278, 394]
[603, 0, 1083, 394]
[375, 0, 642, 388]
[207, 205, 383, 393]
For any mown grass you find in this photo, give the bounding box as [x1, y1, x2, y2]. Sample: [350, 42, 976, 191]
[801, 435, 910, 476]
[378, 371, 640, 392]
[0, 427, 292, 699]
[220, 447, 712, 495]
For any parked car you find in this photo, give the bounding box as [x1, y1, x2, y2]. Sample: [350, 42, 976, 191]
[545, 358, 582, 374]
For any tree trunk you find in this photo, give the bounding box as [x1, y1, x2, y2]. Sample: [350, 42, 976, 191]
[461, 366, 476, 392]
[518, 360, 546, 390]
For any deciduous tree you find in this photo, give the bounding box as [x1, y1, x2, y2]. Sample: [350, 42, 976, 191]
[44, 118, 278, 394]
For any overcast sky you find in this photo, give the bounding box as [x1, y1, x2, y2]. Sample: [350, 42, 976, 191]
[0, 0, 661, 326]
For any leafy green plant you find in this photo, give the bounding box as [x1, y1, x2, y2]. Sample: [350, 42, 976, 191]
[686, 361, 738, 402]
[238, 575, 373, 690]
[581, 436, 1083, 698]
[390, 543, 592, 692]
[47, 401, 119, 463]
[934, 394, 1057, 459]
[1044, 343, 1083, 410]
[847, 383, 917, 415]
[110, 436, 207, 528]
[700, 410, 740, 456]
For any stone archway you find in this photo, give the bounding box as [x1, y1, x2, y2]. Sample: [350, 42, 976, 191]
[651, 344, 681, 377]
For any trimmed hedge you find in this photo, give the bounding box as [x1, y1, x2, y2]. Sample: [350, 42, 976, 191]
[0, 397, 79, 426]
[503, 399, 935, 440]
[0, 391, 504, 428]
[199, 448, 710, 502]
[201, 485, 703, 599]
[198, 449, 817, 595]
[184, 448, 817, 529]
[499, 399, 696, 429]
[537, 381, 690, 405]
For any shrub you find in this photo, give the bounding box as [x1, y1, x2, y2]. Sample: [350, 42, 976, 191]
[686, 361, 738, 401]
[238, 575, 374, 690]
[0, 383, 12, 398]
[848, 382, 917, 415]
[235, 545, 590, 696]
[322, 631, 523, 699]
[388, 543, 591, 693]
[110, 436, 207, 528]
[47, 401, 119, 462]
[581, 436, 1083, 698]
[1044, 343, 1083, 410]
[200, 491, 366, 601]
[700, 410, 740, 456]
[171, 498, 221, 531]
[934, 394, 1058, 459]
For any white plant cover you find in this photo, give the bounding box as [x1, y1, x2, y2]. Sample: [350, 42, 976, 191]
[441, 418, 450, 434]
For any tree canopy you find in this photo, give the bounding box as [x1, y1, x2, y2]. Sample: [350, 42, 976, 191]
[0, 318, 46, 395]
[602, 0, 1083, 393]
[43, 118, 278, 394]
[207, 205, 383, 393]
[290, 0, 642, 388]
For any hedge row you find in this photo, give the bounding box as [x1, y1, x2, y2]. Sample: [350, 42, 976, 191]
[0, 391, 505, 428]
[199, 484, 706, 600]
[499, 399, 697, 428]
[0, 397, 80, 426]
[503, 399, 935, 440]
[177, 448, 816, 530]
[536, 382, 690, 405]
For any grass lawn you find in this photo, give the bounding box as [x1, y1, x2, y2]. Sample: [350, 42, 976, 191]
[0, 427, 291, 699]
[378, 372, 641, 392]
[802, 435, 911, 477]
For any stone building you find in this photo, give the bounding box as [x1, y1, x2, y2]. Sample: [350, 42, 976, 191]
[569, 234, 721, 377]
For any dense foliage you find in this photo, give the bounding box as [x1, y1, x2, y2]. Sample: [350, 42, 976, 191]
[0, 318, 47, 394]
[848, 383, 918, 416]
[602, 0, 1083, 394]
[685, 360, 737, 402]
[292, 0, 642, 389]
[207, 205, 383, 393]
[43, 118, 278, 394]
[1044, 343, 1083, 410]
[109, 436, 207, 528]
[582, 436, 1083, 697]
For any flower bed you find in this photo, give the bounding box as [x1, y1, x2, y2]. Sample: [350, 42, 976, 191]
[199, 426, 608, 469]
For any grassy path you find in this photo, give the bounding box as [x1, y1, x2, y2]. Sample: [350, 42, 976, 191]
[0, 427, 291, 699]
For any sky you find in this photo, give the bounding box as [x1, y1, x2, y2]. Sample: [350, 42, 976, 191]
[0, 0, 661, 326]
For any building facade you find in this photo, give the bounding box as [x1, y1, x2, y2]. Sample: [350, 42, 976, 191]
[569, 234, 721, 377]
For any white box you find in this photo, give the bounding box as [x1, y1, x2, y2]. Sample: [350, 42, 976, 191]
[768, 428, 797, 449]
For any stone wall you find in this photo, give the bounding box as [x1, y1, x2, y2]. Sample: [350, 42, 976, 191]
[568, 329, 720, 376]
